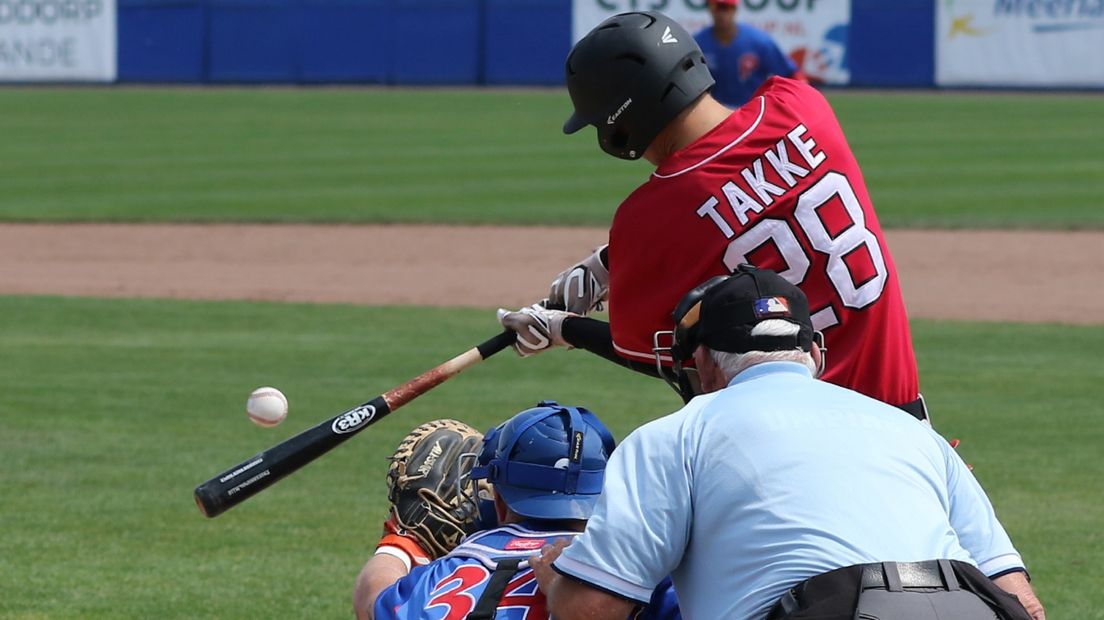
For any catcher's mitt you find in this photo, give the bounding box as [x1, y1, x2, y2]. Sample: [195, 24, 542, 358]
[386, 419, 489, 559]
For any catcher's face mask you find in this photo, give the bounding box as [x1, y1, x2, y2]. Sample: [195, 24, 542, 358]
[456, 449, 498, 531]
[653, 275, 729, 403]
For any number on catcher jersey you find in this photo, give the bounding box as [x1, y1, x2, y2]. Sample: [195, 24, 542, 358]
[426, 564, 547, 620]
[722, 171, 888, 331]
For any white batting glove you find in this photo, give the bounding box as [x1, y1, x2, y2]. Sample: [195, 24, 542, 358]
[547, 245, 609, 315]
[496, 304, 575, 357]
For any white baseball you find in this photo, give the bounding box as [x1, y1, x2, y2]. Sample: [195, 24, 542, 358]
[246, 387, 288, 427]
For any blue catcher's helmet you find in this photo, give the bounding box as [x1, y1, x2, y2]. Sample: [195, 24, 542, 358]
[470, 401, 615, 521]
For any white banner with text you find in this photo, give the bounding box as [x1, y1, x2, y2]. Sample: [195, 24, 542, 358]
[1, 0, 116, 81]
[937, 0, 1104, 87]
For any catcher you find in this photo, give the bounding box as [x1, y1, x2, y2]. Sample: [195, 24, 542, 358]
[352, 404, 678, 620]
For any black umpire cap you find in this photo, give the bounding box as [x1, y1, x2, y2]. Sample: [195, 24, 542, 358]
[672, 265, 814, 361]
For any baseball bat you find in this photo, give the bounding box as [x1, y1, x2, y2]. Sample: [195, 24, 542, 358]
[194, 329, 517, 518]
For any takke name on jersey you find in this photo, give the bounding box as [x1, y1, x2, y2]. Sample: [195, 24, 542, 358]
[695, 123, 826, 237]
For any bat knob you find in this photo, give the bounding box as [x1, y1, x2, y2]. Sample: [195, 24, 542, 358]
[194, 484, 224, 518]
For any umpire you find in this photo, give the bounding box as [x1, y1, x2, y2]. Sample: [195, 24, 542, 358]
[530, 265, 1045, 620]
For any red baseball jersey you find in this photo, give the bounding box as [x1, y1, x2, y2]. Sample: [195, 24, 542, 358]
[607, 77, 919, 407]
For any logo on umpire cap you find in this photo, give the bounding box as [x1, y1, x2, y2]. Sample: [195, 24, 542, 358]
[753, 296, 792, 318]
[332, 405, 376, 434]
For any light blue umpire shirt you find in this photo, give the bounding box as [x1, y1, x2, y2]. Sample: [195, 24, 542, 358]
[554, 362, 1025, 620]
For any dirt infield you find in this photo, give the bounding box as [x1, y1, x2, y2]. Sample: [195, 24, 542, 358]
[2, 223, 1102, 324]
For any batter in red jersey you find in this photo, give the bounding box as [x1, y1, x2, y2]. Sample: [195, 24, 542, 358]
[497, 11, 924, 419]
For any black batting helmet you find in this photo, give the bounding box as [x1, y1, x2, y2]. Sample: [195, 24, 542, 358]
[563, 11, 715, 160]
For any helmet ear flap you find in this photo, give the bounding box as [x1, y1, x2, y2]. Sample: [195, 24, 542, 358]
[608, 128, 631, 151]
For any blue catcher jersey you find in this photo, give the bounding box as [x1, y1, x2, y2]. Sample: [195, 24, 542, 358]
[375, 520, 569, 617]
[375, 522, 682, 620]
[374, 522, 575, 620]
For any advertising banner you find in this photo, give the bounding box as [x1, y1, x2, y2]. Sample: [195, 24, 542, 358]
[0, 0, 116, 81]
[937, 0, 1104, 87]
[571, 0, 851, 85]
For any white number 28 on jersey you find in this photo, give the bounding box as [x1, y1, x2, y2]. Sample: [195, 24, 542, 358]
[721, 172, 888, 331]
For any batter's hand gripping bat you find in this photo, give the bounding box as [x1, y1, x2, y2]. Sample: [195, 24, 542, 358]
[194, 329, 517, 518]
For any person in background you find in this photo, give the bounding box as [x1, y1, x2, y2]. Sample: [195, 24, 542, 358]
[695, 0, 806, 108]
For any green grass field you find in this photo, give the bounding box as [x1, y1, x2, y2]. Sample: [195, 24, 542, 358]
[1, 297, 1101, 618]
[1, 86, 1101, 618]
[0, 87, 1101, 228]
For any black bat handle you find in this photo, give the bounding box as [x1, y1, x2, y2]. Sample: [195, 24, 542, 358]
[477, 329, 517, 359]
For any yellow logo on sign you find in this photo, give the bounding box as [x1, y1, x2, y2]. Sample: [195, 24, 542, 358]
[949, 13, 987, 38]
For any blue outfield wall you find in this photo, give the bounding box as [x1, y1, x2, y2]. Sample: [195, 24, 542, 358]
[117, 0, 571, 84]
[483, 0, 569, 85]
[295, 0, 392, 84]
[850, 0, 935, 88]
[117, 0, 931, 86]
[117, 0, 208, 82]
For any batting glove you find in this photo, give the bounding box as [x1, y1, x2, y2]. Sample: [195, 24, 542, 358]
[496, 303, 575, 357]
[547, 245, 609, 315]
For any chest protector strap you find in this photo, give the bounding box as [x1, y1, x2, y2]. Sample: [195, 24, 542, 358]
[466, 558, 523, 620]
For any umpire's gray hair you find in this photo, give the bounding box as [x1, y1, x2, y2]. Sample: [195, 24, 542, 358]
[708, 319, 816, 379]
